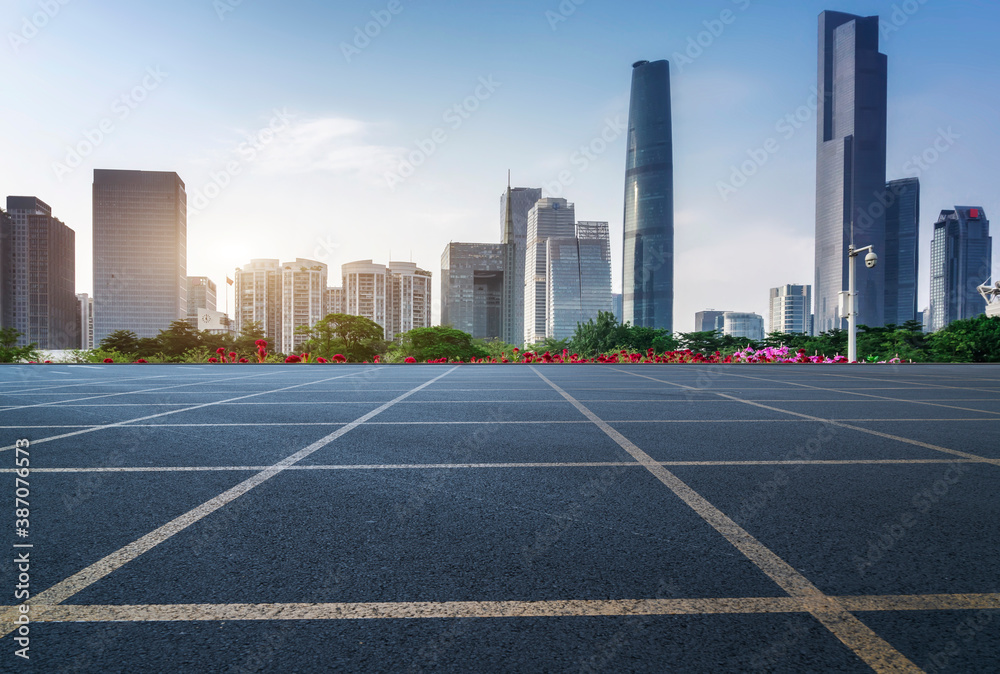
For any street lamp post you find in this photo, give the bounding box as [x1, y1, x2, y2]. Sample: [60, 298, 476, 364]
[846, 244, 877, 363]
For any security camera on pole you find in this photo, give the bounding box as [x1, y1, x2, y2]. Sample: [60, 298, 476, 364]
[841, 244, 877, 363]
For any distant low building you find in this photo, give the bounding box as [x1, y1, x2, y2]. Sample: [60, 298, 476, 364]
[694, 310, 726, 333]
[717, 312, 765, 342]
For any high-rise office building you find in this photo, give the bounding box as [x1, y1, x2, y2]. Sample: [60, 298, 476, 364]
[694, 310, 726, 333]
[883, 178, 920, 325]
[623, 59, 674, 331]
[386, 261, 432, 340]
[77, 293, 94, 349]
[280, 258, 327, 354]
[575, 221, 613, 330]
[3, 197, 78, 348]
[440, 242, 509, 340]
[235, 258, 282, 345]
[0, 208, 9, 328]
[343, 260, 388, 335]
[769, 284, 813, 335]
[93, 169, 187, 342]
[500, 183, 542, 345]
[929, 207, 992, 331]
[814, 12, 888, 333]
[611, 294, 622, 323]
[525, 198, 576, 344]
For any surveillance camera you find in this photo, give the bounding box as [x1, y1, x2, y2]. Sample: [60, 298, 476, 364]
[865, 251, 878, 269]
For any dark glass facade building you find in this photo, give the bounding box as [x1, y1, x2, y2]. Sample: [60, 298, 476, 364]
[93, 169, 187, 342]
[929, 207, 992, 331]
[814, 12, 888, 333]
[441, 242, 509, 340]
[623, 59, 673, 331]
[883, 178, 920, 325]
[2, 196, 78, 349]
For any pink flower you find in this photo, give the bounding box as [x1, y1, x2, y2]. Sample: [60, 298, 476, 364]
[208, 357, 218, 363]
[333, 354, 347, 363]
[216, 347, 226, 355]
[404, 356, 417, 364]
[285, 355, 302, 363]
[255, 339, 267, 348]
[239, 357, 249, 363]
[103, 358, 114, 363]
[134, 358, 148, 364]
[316, 357, 328, 363]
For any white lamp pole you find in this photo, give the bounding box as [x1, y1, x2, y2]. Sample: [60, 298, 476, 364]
[847, 244, 876, 363]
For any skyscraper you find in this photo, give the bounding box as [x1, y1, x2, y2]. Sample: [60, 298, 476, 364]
[3, 197, 78, 348]
[883, 178, 920, 325]
[929, 207, 992, 331]
[386, 261, 432, 340]
[440, 242, 509, 340]
[814, 12, 888, 333]
[500, 183, 542, 345]
[623, 59, 673, 331]
[525, 198, 575, 344]
[280, 258, 327, 353]
[93, 169, 187, 342]
[235, 258, 282, 346]
[769, 284, 813, 335]
[343, 260, 387, 334]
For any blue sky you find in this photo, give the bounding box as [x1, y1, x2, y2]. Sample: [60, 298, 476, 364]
[2, 0, 998, 331]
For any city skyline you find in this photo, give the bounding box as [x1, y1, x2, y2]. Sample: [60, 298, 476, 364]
[1, 1, 998, 332]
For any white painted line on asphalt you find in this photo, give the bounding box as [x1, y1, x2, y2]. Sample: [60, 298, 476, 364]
[29, 591, 1000, 623]
[3, 458, 983, 474]
[0, 371, 279, 413]
[532, 367, 922, 674]
[0, 370, 376, 452]
[0, 366, 459, 639]
[614, 368, 1000, 467]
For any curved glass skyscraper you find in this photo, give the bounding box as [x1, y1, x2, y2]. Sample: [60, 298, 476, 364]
[623, 59, 673, 331]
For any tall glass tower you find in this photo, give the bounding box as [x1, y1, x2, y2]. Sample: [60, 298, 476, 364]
[623, 59, 673, 331]
[929, 207, 992, 331]
[883, 178, 920, 325]
[814, 11, 888, 333]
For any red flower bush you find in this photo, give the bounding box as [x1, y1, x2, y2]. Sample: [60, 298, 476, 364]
[332, 354, 347, 363]
[404, 356, 417, 364]
[134, 358, 148, 363]
[316, 357, 328, 363]
[285, 355, 302, 363]
[103, 358, 114, 363]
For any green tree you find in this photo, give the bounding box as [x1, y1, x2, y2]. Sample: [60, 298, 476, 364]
[298, 313, 388, 362]
[397, 326, 488, 362]
[929, 315, 1000, 363]
[0, 328, 41, 363]
[99, 329, 140, 355]
[156, 320, 204, 358]
[472, 338, 520, 361]
[233, 320, 266, 355]
[678, 330, 724, 355]
[532, 336, 572, 354]
[571, 311, 627, 356]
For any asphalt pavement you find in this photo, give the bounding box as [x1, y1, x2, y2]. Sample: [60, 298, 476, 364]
[0, 362, 998, 673]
